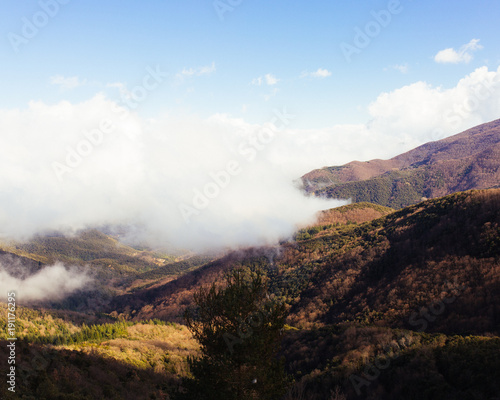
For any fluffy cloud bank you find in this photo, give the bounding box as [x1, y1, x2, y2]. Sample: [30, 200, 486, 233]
[0, 95, 340, 250]
[0, 65, 499, 251]
[0, 262, 92, 303]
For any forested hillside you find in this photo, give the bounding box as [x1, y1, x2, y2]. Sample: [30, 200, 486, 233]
[105, 189, 500, 399]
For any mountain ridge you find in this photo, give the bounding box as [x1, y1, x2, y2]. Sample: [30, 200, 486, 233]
[303, 119, 500, 208]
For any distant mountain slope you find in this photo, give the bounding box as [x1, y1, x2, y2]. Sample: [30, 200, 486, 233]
[303, 119, 500, 208]
[112, 189, 500, 336]
[0, 229, 217, 314]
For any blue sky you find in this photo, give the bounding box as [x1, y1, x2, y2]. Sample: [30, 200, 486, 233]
[1, 0, 500, 249]
[1, 0, 499, 128]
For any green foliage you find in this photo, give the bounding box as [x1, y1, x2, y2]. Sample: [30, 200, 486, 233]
[335, 202, 395, 214]
[295, 224, 334, 241]
[179, 267, 289, 400]
[19, 320, 131, 346]
[317, 169, 430, 209]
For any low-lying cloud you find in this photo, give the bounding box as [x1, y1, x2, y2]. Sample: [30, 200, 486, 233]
[0, 65, 499, 251]
[0, 262, 93, 303]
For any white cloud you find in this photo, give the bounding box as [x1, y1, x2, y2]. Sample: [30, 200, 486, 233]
[301, 68, 332, 78]
[50, 75, 87, 90]
[177, 62, 216, 79]
[0, 95, 339, 251]
[366, 65, 500, 144]
[434, 39, 483, 64]
[252, 73, 279, 86]
[1, 66, 499, 251]
[0, 261, 92, 303]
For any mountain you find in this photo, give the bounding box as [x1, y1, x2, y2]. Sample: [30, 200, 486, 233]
[302, 119, 500, 208]
[105, 189, 500, 399]
[111, 190, 500, 336]
[110, 202, 396, 321]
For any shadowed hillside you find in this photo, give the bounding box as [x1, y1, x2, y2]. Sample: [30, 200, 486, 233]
[287, 189, 500, 334]
[281, 325, 500, 400]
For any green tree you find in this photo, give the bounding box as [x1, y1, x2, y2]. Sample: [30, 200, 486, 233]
[179, 267, 289, 400]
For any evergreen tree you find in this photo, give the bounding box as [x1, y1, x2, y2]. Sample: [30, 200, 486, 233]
[178, 267, 289, 400]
